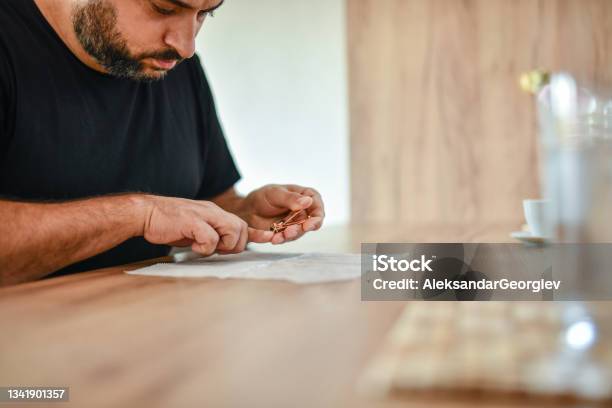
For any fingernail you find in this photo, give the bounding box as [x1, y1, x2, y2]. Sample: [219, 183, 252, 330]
[298, 197, 310, 205]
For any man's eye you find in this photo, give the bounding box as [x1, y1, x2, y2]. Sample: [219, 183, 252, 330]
[196, 10, 214, 22]
[197, 10, 215, 20]
[152, 4, 175, 15]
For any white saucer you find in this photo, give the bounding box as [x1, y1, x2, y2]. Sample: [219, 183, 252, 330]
[511, 231, 551, 245]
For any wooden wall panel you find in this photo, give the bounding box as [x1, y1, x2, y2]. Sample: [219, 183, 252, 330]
[348, 0, 612, 226]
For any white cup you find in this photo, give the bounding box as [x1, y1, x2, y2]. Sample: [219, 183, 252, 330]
[523, 199, 552, 237]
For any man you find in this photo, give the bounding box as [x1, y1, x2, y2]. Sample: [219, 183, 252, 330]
[0, 0, 325, 285]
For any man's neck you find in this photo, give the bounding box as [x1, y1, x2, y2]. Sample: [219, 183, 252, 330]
[33, 0, 107, 74]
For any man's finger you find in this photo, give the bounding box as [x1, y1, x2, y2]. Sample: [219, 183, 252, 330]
[168, 238, 194, 247]
[248, 227, 274, 243]
[265, 186, 313, 212]
[282, 224, 302, 240]
[302, 216, 324, 232]
[284, 185, 325, 219]
[271, 232, 285, 245]
[301, 188, 325, 218]
[191, 221, 220, 255]
[283, 224, 305, 242]
[216, 220, 242, 252]
[228, 221, 249, 253]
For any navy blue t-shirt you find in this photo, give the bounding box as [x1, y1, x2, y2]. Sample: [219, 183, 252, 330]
[0, 0, 241, 275]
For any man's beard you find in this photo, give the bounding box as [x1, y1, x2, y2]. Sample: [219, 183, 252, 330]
[72, 0, 182, 81]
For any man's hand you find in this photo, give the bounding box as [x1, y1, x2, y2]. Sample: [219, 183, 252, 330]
[142, 195, 274, 255]
[237, 184, 325, 245]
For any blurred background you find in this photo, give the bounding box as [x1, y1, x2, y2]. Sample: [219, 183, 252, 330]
[197, 0, 350, 225]
[196, 0, 612, 248]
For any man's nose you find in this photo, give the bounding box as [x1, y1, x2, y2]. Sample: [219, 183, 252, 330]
[163, 21, 199, 59]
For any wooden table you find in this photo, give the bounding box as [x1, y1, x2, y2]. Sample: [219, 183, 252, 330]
[1, 222, 551, 408]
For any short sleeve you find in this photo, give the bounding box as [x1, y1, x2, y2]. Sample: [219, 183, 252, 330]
[192, 56, 241, 200]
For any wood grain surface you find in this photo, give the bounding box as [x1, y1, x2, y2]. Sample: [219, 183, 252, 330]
[347, 0, 612, 226]
[0, 224, 547, 408]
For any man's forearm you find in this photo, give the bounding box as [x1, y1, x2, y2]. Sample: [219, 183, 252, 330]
[210, 188, 248, 220]
[0, 194, 149, 286]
